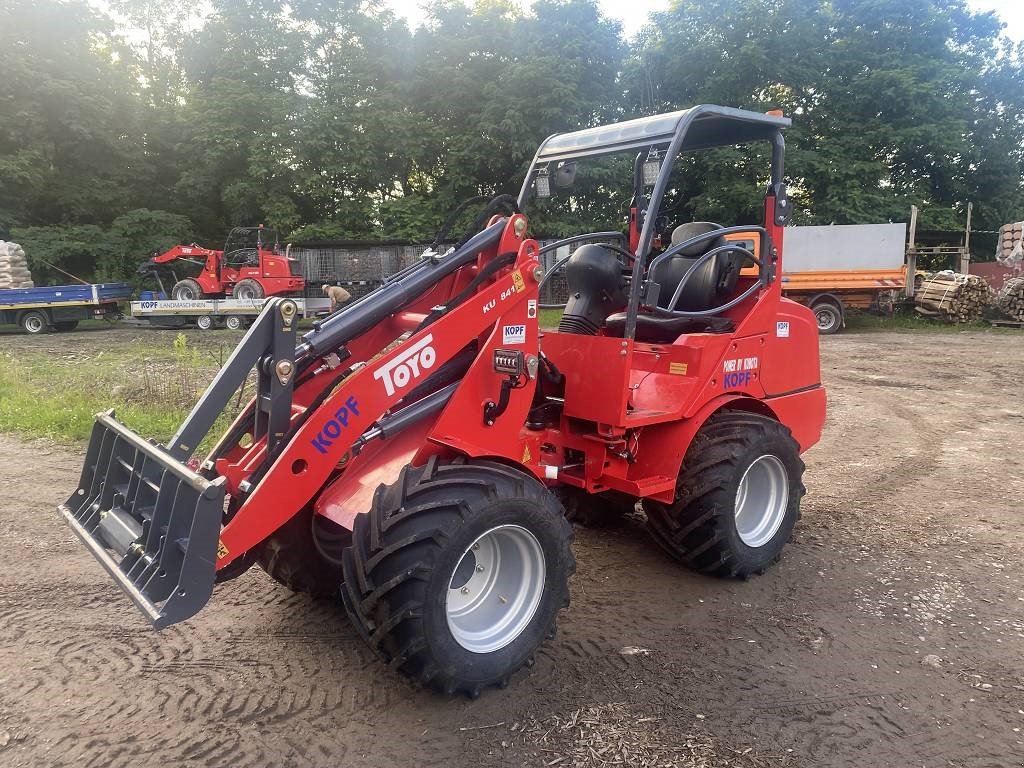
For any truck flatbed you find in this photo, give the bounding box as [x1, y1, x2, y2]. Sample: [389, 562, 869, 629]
[0, 282, 132, 333]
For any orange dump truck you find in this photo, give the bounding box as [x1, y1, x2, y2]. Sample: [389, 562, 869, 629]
[773, 223, 908, 334]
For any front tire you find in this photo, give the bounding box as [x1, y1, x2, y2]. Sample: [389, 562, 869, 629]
[258, 508, 347, 597]
[171, 278, 203, 300]
[342, 457, 574, 697]
[644, 411, 805, 578]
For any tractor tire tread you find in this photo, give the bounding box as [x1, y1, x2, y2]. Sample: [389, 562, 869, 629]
[341, 456, 574, 696]
[644, 410, 805, 579]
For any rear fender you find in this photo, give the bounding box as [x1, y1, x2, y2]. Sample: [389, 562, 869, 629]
[632, 394, 780, 504]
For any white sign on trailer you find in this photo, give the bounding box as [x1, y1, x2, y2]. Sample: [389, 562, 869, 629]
[783, 223, 907, 273]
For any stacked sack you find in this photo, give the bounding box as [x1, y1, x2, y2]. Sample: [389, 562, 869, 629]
[996, 222, 1023, 269]
[0, 241, 35, 289]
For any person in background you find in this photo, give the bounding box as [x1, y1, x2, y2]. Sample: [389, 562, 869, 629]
[322, 282, 352, 312]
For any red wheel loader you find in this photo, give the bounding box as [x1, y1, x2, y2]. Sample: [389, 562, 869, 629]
[60, 106, 826, 697]
[138, 225, 305, 300]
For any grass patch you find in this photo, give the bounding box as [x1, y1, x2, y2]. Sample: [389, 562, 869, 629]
[0, 334, 241, 451]
[842, 310, 1018, 334]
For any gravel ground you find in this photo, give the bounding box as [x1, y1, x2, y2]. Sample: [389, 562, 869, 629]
[0, 327, 1022, 767]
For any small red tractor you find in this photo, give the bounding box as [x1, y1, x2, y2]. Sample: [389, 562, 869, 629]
[139, 225, 305, 300]
[61, 106, 825, 697]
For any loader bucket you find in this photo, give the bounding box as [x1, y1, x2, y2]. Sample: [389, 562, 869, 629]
[58, 411, 226, 629]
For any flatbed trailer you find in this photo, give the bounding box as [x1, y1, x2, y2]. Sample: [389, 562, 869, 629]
[129, 297, 332, 330]
[0, 283, 132, 334]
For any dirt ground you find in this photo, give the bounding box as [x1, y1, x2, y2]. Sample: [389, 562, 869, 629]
[1, 327, 1023, 768]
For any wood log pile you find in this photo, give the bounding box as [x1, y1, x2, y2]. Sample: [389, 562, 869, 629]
[914, 270, 993, 323]
[0, 241, 34, 289]
[997, 276, 1024, 322]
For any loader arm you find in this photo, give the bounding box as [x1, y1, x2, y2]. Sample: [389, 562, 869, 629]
[60, 212, 541, 627]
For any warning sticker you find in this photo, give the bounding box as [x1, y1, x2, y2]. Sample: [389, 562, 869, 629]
[522, 445, 532, 463]
[776, 321, 790, 338]
[527, 299, 537, 319]
[217, 540, 230, 559]
[503, 324, 526, 345]
[512, 270, 526, 293]
[669, 362, 688, 375]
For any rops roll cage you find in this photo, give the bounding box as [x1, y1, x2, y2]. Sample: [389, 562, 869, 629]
[518, 104, 792, 338]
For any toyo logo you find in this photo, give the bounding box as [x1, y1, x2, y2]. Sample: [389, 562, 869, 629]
[374, 334, 437, 396]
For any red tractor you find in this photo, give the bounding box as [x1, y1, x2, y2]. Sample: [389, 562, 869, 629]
[60, 106, 825, 697]
[140, 226, 305, 300]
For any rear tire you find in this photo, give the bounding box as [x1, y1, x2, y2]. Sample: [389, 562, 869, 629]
[171, 278, 203, 300]
[20, 311, 48, 334]
[233, 278, 264, 300]
[812, 301, 842, 335]
[258, 508, 347, 597]
[644, 411, 804, 578]
[342, 456, 574, 697]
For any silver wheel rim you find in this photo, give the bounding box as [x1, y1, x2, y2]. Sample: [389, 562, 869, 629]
[176, 285, 197, 300]
[734, 455, 789, 548]
[446, 524, 546, 654]
[24, 315, 43, 333]
[815, 307, 836, 331]
[226, 317, 241, 330]
[197, 316, 212, 329]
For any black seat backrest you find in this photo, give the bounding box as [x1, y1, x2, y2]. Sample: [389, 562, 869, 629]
[651, 223, 740, 311]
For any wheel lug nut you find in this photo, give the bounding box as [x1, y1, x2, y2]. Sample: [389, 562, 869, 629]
[476, 565, 484, 572]
[461, 586, 470, 594]
[498, 595, 507, 604]
[472, 543, 480, 550]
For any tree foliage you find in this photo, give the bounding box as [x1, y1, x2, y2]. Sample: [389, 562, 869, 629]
[0, 0, 1021, 282]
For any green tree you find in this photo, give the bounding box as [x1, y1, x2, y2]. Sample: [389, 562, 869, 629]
[0, 0, 152, 227]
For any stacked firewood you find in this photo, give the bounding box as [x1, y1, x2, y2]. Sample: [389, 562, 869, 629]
[914, 271, 993, 323]
[997, 276, 1024, 322]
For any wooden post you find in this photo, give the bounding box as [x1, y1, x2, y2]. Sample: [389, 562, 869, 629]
[961, 202, 973, 274]
[906, 205, 919, 298]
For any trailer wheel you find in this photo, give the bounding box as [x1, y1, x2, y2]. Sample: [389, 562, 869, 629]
[196, 315, 213, 330]
[20, 311, 49, 334]
[342, 457, 574, 697]
[53, 320, 79, 332]
[225, 316, 243, 331]
[644, 411, 805, 579]
[233, 279, 264, 300]
[171, 278, 203, 300]
[811, 300, 842, 335]
[258, 508, 347, 597]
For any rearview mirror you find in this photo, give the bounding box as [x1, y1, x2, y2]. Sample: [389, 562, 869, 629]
[553, 162, 577, 189]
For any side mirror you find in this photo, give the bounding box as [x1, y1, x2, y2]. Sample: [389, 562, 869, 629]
[553, 162, 577, 189]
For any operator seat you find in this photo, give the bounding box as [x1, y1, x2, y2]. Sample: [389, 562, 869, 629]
[603, 222, 741, 342]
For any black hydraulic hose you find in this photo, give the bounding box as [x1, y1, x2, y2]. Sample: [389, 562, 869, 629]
[453, 195, 520, 251]
[431, 195, 491, 249]
[414, 251, 518, 333]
